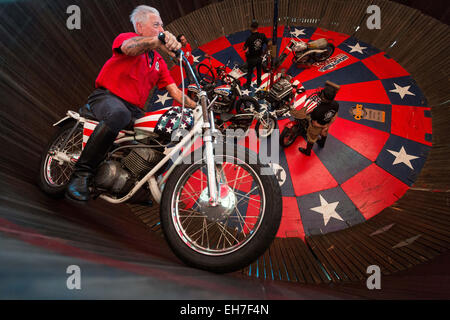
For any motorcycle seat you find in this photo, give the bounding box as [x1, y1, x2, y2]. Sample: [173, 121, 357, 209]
[78, 104, 97, 121]
[79, 104, 136, 130]
[308, 38, 327, 50]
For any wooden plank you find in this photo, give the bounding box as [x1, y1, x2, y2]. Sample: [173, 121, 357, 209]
[306, 236, 341, 282]
[337, 224, 409, 273]
[279, 238, 304, 282]
[286, 237, 327, 284]
[355, 219, 427, 266]
[325, 232, 369, 281]
[319, 233, 366, 281]
[271, 238, 289, 281]
[309, 234, 357, 282]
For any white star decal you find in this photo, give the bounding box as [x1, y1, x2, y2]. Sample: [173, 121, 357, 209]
[161, 116, 168, 121]
[310, 194, 343, 226]
[180, 123, 187, 130]
[291, 28, 306, 38]
[347, 42, 367, 54]
[175, 130, 183, 138]
[242, 88, 252, 96]
[193, 55, 201, 63]
[157, 124, 164, 131]
[155, 92, 172, 105]
[166, 127, 172, 133]
[386, 146, 419, 170]
[389, 83, 415, 99]
[170, 118, 177, 124]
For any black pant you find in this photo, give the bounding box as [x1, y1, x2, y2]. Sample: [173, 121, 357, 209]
[87, 88, 144, 134]
[246, 56, 262, 88]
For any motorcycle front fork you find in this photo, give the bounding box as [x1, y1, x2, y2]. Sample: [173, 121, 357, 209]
[204, 110, 220, 206]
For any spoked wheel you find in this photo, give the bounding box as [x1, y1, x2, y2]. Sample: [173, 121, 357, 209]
[235, 95, 260, 114]
[38, 121, 83, 197]
[160, 146, 282, 273]
[313, 43, 335, 62]
[197, 63, 215, 84]
[255, 114, 277, 138]
[279, 125, 298, 147]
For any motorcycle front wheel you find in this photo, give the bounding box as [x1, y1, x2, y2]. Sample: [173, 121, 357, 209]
[255, 115, 277, 138]
[38, 121, 83, 197]
[160, 145, 282, 273]
[279, 125, 298, 147]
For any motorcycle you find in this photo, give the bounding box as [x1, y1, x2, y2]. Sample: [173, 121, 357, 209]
[38, 34, 282, 274]
[281, 38, 335, 66]
[217, 96, 277, 139]
[255, 72, 305, 120]
[188, 61, 247, 114]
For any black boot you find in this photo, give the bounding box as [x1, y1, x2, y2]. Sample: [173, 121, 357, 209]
[299, 141, 313, 156]
[317, 135, 327, 148]
[66, 122, 117, 201]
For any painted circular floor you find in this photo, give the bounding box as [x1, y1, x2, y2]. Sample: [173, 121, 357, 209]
[148, 25, 432, 239]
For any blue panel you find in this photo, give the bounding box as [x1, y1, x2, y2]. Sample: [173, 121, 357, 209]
[302, 61, 378, 89]
[375, 134, 431, 186]
[191, 48, 208, 64]
[212, 46, 244, 66]
[226, 30, 251, 45]
[283, 26, 316, 39]
[338, 37, 380, 60]
[381, 76, 427, 107]
[315, 134, 372, 185]
[296, 187, 365, 236]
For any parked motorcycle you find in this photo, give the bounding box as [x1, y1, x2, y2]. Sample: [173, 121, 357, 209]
[279, 38, 335, 66]
[217, 96, 277, 139]
[254, 73, 305, 119]
[38, 34, 282, 274]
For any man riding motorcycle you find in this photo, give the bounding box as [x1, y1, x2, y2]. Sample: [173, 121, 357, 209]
[66, 5, 196, 201]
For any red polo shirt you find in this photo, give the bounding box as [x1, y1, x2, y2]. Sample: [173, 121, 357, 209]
[95, 32, 175, 109]
[181, 42, 194, 65]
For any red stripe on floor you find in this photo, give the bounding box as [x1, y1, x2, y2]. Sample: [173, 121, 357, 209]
[335, 80, 391, 105]
[362, 52, 410, 79]
[328, 117, 390, 161]
[284, 136, 338, 197]
[341, 163, 409, 219]
[391, 105, 432, 146]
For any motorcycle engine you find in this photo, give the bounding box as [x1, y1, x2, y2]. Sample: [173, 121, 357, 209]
[212, 86, 234, 113]
[268, 78, 293, 104]
[95, 148, 165, 196]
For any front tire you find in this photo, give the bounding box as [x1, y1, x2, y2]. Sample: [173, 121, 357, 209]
[280, 125, 298, 147]
[38, 121, 83, 197]
[255, 115, 277, 138]
[160, 145, 282, 273]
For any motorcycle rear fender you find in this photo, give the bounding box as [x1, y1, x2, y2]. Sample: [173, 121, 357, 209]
[53, 116, 76, 127]
[53, 111, 87, 127]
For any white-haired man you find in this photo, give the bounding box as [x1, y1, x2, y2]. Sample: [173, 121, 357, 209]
[66, 5, 196, 201]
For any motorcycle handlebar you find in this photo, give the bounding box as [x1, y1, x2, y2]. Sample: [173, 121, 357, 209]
[158, 33, 208, 122]
[157, 32, 182, 57]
